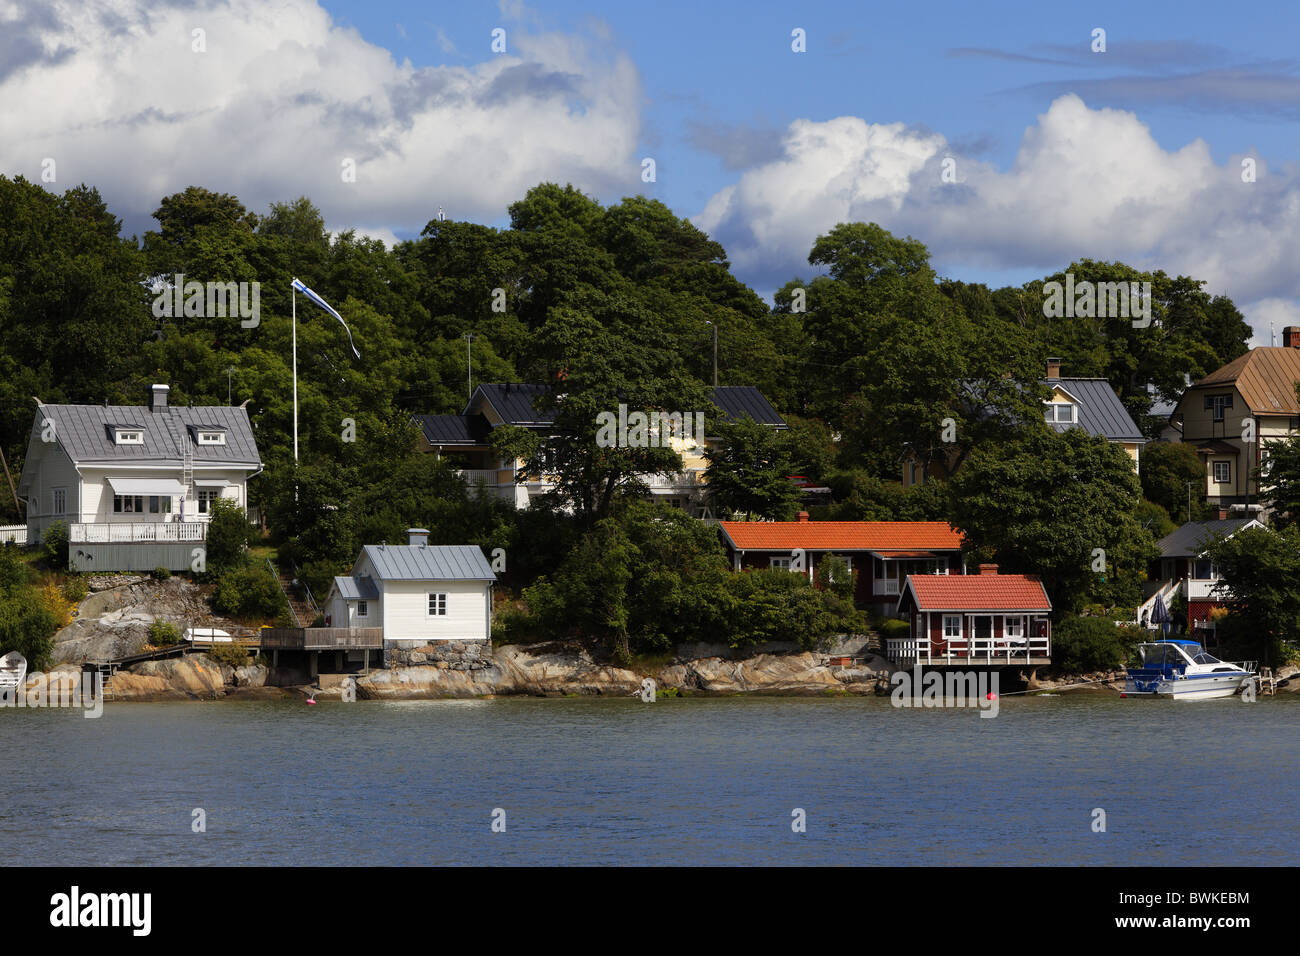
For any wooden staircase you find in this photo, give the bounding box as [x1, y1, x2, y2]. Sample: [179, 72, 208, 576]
[268, 559, 316, 627]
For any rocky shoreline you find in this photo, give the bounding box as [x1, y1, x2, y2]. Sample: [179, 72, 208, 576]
[29, 577, 1298, 702]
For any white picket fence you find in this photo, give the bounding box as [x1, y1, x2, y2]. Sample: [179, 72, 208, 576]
[0, 524, 26, 545]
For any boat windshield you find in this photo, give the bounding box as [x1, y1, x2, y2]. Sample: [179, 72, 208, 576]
[1190, 648, 1222, 664]
[1137, 643, 1192, 668]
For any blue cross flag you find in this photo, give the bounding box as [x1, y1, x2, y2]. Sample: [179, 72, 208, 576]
[292, 277, 360, 358]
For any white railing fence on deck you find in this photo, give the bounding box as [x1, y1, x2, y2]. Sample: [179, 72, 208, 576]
[70, 522, 206, 543]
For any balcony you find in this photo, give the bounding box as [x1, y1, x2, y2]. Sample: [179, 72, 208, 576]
[70, 522, 207, 543]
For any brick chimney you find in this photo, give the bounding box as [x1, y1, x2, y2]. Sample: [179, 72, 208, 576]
[978, 563, 999, 575]
[407, 528, 429, 547]
[149, 383, 169, 413]
[1046, 358, 1061, 379]
[796, 511, 809, 522]
[1284, 326, 1300, 348]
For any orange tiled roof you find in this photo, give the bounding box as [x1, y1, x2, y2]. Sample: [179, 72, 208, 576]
[718, 520, 963, 551]
[904, 574, 1051, 612]
[1194, 347, 1300, 415]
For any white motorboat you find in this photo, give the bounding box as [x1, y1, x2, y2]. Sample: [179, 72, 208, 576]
[1123, 639, 1255, 700]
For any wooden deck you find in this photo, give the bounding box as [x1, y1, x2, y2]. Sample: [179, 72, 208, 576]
[886, 637, 1051, 667]
[259, 627, 384, 651]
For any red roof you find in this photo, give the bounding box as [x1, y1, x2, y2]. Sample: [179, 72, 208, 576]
[904, 574, 1051, 612]
[718, 520, 963, 552]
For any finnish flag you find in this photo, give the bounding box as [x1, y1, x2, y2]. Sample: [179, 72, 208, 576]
[292, 277, 360, 358]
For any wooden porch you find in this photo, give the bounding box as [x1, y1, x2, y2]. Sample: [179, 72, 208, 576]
[260, 627, 383, 650]
[887, 635, 1051, 667]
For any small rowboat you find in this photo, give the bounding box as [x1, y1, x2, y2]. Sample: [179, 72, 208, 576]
[0, 651, 28, 693]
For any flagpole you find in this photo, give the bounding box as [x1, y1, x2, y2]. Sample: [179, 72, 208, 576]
[292, 283, 298, 464]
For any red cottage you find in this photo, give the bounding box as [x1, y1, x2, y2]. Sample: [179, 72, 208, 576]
[717, 513, 965, 610]
[894, 564, 1052, 666]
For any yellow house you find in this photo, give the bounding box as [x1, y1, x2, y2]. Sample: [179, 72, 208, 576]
[1171, 335, 1300, 506]
[416, 384, 786, 515]
[903, 359, 1144, 486]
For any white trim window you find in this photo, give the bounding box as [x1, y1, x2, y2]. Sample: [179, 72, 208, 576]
[943, 615, 963, 639]
[113, 495, 144, 514]
[356, 600, 368, 618]
[1045, 402, 1077, 424]
[196, 431, 226, 445]
[196, 489, 220, 514]
[1212, 460, 1231, 484]
[769, 556, 792, 570]
[427, 593, 447, 616]
[1005, 617, 1024, 640]
[113, 429, 144, 445]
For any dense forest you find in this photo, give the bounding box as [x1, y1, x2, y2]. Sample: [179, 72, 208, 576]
[0, 175, 1257, 662]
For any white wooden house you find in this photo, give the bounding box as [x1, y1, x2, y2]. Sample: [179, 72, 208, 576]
[323, 530, 496, 645]
[16, 384, 262, 570]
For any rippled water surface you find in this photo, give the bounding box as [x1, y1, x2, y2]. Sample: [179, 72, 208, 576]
[3, 694, 1297, 865]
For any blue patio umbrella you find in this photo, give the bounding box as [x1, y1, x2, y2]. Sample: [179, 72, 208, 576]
[1150, 593, 1171, 635]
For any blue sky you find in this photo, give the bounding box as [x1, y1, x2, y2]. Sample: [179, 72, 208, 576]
[3, 0, 1300, 338]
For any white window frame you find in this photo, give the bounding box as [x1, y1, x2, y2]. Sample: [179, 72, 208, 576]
[113, 494, 144, 514]
[943, 615, 963, 639]
[114, 429, 144, 445]
[427, 592, 447, 616]
[769, 556, 792, 570]
[356, 600, 368, 618]
[1004, 617, 1024, 639]
[1045, 402, 1076, 424]
[1213, 460, 1231, 484]
[196, 489, 220, 514]
[197, 431, 226, 445]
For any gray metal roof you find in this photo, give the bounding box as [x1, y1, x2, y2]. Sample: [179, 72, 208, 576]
[465, 383, 785, 429]
[1045, 378, 1145, 443]
[466, 384, 553, 425]
[414, 413, 491, 446]
[708, 386, 786, 428]
[32, 402, 261, 466]
[1157, 519, 1260, 558]
[362, 544, 496, 581]
[333, 575, 381, 600]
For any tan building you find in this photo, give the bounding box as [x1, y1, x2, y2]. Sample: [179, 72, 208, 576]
[1171, 331, 1300, 506]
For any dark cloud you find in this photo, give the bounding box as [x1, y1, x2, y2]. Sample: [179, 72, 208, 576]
[686, 119, 785, 171]
[0, 5, 74, 83]
[474, 62, 582, 106]
[1013, 69, 1300, 119]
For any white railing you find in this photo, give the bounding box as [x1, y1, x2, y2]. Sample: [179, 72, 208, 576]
[887, 635, 1050, 665]
[877, 578, 901, 596]
[70, 522, 207, 543]
[1186, 579, 1230, 601]
[456, 469, 502, 486]
[1136, 578, 1181, 627]
[0, 524, 26, 545]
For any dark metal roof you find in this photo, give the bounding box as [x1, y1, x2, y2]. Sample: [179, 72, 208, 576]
[1157, 519, 1260, 558]
[466, 384, 553, 426]
[414, 414, 491, 446]
[1045, 377, 1145, 443]
[708, 386, 786, 428]
[31, 402, 261, 466]
[362, 544, 496, 581]
[333, 575, 381, 600]
[464, 383, 785, 429]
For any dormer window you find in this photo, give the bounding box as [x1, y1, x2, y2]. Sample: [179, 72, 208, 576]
[114, 428, 144, 445]
[197, 430, 226, 445]
[1045, 402, 1077, 424]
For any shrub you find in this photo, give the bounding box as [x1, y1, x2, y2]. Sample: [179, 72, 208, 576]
[61, 575, 88, 605]
[205, 497, 251, 572]
[210, 560, 290, 624]
[0, 596, 57, 672]
[42, 521, 69, 569]
[879, 618, 911, 641]
[149, 620, 181, 646]
[35, 583, 73, 630]
[204, 642, 252, 669]
[1052, 617, 1143, 673]
[151, 566, 171, 581]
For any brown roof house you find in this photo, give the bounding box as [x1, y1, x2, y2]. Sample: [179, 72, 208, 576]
[1170, 330, 1300, 508]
